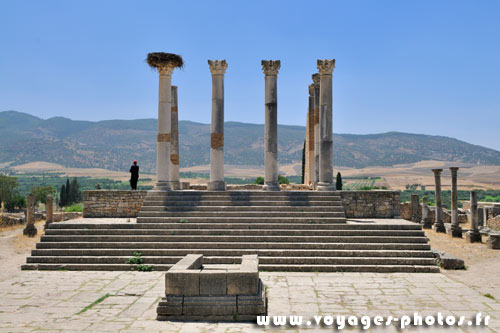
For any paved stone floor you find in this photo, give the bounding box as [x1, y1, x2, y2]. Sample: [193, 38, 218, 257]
[1, 220, 499, 332]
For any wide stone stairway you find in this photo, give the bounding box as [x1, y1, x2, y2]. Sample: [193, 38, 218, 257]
[23, 191, 439, 272]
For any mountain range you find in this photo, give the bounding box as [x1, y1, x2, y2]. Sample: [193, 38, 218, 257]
[1, 111, 499, 174]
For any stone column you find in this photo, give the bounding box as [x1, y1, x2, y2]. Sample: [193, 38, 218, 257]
[304, 84, 315, 186]
[262, 60, 281, 191]
[169, 86, 180, 190]
[23, 193, 37, 237]
[466, 191, 482, 243]
[312, 73, 320, 188]
[155, 65, 174, 190]
[421, 196, 432, 229]
[410, 194, 420, 223]
[483, 208, 489, 228]
[316, 59, 336, 191]
[208, 60, 228, 191]
[44, 195, 53, 230]
[432, 169, 446, 232]
[449, 167, 462, 237]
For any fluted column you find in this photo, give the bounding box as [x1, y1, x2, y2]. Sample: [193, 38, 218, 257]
[317, 59, 335, 191]
[432, 168, 445, 233]
[312, 73, 320, 189]
[169, 86, 180, 190]
[155, 65, 174, 190]
[466, 191, 482, 243]
[208, 60, 228, 191]
[262, 60, 281, 191]
[449, 167, 462, 237]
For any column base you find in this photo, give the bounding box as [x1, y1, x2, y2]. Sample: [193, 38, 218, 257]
[169, 181, 181, 190]
[433, 222, 446, 233]
[316, 182, 335, 191]
[447, 225, 463, 238]
[44, 221, 53, 230]
[208, 181, 226, 191]
[23, 224, 37, 237]
[263, 182, 280, 191]
[466, 230, 482, 243]
[421, 219, 432, 229]
[154, 181, 173, 191]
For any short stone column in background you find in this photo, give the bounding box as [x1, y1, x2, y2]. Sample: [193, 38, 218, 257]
[262, 60, 281, 191]
[147, 53, 183, 190]
[410, 194, 420, 223]
[421, 196, 432, 228]
[23, 193, 37, 237]
[466, 191, 482, 243]
[208, 60, 228, 191]
[312, 73, 320, 188]
[44, 195, 54, 230]
[432, 169, 446, 233]
[449, 167, 462, 237]
[169, 85, 180, 190]
[316, 59, 336, 191]
[483, 208, 489, 228]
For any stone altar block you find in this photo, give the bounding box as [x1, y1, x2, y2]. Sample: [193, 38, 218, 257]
[157, 254, 267, 322]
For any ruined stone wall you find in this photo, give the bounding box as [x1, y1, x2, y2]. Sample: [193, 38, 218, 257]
[83, 190, 147, 218]
[339, 191, 400, 218]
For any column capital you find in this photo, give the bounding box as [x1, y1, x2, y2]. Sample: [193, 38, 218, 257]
[312, 73, 320, 85]
[308, 84, 314, 96]
[449, 166, 459, 173]
[317, 59, 335, 75]
[261, 60, 281, 76]
[158, 64, 175, 75]
[432, 168, 443, 175]
[208, 60, 228, 75]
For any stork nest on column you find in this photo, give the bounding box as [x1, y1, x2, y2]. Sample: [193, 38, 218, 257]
[146, 52, 184, 69]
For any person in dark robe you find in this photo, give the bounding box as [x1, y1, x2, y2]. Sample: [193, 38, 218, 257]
[129, 160, 139, 190]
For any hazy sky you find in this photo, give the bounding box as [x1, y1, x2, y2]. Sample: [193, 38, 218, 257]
[1, 1, 499, 150]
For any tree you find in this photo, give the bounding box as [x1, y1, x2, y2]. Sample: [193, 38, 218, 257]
[59, 184, 67, 207]
[301, 140, 305, 184]
[335, 172, 343, 190]
[4, 194, 26, 212]
[65, 178, 70, 203]
[69, 178, 82, 203]
[278, 175, 289, 185]
[0, 175, 18, 209]
[254, 176, 264, 185]
[30, 185, 57, 205]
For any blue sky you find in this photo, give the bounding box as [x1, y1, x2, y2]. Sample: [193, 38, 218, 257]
[1, 0, 499, 150]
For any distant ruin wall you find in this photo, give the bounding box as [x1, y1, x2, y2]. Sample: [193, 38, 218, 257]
[83, 190, 147, 218]
[339, 191, 400, 218]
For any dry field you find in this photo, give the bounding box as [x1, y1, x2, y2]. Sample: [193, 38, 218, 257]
[8, 160, 500, 190]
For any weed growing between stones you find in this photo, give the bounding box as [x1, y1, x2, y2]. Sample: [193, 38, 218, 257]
[126, 252, 153, 271]
[179, 218, 189, 223]
[484, 293, 495, 300]
[76, 293, 110, 315]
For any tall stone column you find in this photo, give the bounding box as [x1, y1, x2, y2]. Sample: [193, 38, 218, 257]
[304, 85, 315, 186]
[466, 191, 482, 243]
[23, 193, 37, 237]
[421, 196, 432, 229]
[432, 169, 446, 233]
[44, 195, 53, 230]
[262, 60, 281, 191]
[169, 86, 180, 190]
[410, 194, 420, 223]
[208, 60, 228, 191]
[449, 167, 462, 237]
[316, 59, 336, 191]
[312, 73, 320, 188]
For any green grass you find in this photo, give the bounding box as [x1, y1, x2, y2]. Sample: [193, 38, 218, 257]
[484, 293, 495, 300]
[63, 203, 83, 212]
[76, 293, 110, 315]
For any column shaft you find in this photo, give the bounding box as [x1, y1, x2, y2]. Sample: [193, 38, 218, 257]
[449, 167, 462, 237]
[432, 169, 446, 232]
[44, 195, 53, 230]
[156, 66, 173, 190]
[466, 191, 482, 242]
[312, 74, 320, 188]
[170, 86, 180, 190]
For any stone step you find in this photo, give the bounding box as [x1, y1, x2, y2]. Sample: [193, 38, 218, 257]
[35, 241, 431, 250]
[45, 228, 425, 237]
[21, 263, 440, 273]
[135, 217, 347, 223]
[47, 223, 423, 231]
[30, 247, 433, 257]
[145, 191, 342, 197]
[140, 205, 346, 212]
[137, 211, 346, 218]
[26, 256, 436, 266]
[40, 235, 428, 244]
[141, 200, 343, 207]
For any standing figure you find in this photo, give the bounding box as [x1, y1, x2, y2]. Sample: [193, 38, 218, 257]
[130, 160, 139, 190]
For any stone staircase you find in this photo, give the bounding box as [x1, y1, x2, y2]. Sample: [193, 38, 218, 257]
[23, 191, 439, 273]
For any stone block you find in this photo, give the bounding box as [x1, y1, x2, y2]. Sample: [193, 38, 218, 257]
[183, 295, 236, 316]
[156, 296, 183, 316]
[165, 271, 199, 296]
[486, 234, 500, 249]
[200, 270, 227, 295]
[170, 254, 202, 271]
[432, 250, 464, 270]
[227, 271, 259, 295]
[237, 280, 266, 315]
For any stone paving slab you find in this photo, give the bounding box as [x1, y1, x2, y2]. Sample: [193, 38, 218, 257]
[0, 270, 498, 332]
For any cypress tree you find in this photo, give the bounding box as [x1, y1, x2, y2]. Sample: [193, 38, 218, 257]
[59, 184, 66, 207]
[65, 178, 71, 204]
[336, 172, 343, 190]
[70, 178, 82, 203]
